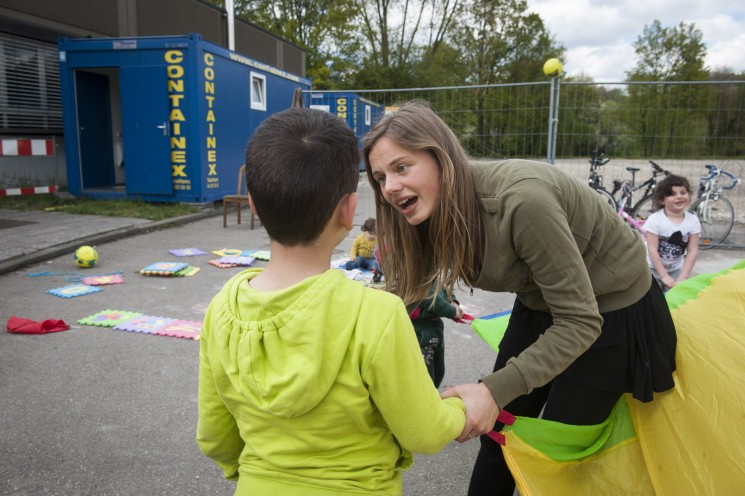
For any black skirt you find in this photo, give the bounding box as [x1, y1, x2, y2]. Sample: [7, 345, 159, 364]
[498, 280, 676, 402]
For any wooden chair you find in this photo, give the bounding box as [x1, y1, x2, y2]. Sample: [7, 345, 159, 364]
[222, 164, 255, 229]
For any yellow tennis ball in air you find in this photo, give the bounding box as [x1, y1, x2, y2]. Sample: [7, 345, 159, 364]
[543, 58, 564, 77]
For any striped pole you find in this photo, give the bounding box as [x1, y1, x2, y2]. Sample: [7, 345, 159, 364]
[0, 138, 55, 156]
[0, 185, 58, 196]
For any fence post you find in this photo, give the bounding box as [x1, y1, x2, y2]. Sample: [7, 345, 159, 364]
[547, 77, 560, 164]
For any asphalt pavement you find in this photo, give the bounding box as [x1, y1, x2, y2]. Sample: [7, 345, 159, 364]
[0, 181, 742, 496]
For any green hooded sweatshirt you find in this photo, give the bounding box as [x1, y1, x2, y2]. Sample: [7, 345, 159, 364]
[197, 268, 465, 495]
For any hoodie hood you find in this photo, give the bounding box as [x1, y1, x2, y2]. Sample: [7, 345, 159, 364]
[213, 269, 363, 418]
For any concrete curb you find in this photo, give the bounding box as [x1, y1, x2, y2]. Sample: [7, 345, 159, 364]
[0, 209, 219, 276]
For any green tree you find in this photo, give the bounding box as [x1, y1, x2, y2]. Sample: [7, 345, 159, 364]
[707, 70, 745, 156]
[627, 20, 708, 82]
[210, 0, 359, 89]
[449, 0, 563, 157]
[349, 0, 464, 89]
[626, 20, 710, 157]
[455, 0, 560, 86]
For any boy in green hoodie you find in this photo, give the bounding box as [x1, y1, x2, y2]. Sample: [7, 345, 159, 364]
[197, 108, 465, 496]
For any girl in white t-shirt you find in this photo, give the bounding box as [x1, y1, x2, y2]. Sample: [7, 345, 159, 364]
[644, 175, 701, 290]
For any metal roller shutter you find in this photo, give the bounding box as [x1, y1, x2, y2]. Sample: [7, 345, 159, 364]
[0, 32, 62, 133]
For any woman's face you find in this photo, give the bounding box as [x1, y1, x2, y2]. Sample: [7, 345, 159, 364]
[368, 136, 441, 226]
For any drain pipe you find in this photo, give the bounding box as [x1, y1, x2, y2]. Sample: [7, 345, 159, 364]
[226, 0, 235, 51]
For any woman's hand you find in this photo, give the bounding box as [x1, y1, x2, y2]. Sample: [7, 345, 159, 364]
[441, 383, 501, 442]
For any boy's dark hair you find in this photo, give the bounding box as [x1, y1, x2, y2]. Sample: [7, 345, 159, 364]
[361, 217, 376, 234]
[245, 108, 360, 246]
[653, 174, 691, 210]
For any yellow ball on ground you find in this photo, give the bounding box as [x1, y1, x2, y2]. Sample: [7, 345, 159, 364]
[543, 58, 563, 77]
[74, 245, 99, 268]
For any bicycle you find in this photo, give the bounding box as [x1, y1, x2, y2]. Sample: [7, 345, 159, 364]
[610, 160, 672, 224]
[587, 150, 617, 211]
[688, 164, 740, 249]
[614, 179, 646, 235]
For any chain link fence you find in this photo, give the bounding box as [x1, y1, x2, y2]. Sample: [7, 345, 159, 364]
[313, 80, 745, 249]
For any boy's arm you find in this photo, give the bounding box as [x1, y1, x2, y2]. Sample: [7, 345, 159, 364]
[366, 305, 465, 454]
[678, 233, 699, 281]
[196, 311, 244, 480]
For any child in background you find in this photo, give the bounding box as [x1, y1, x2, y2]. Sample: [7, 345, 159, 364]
[197, 108, 465, 496]
[410, 288, 464, 387]
[344, 217, 380, 273]
[644, 174, 701, 290]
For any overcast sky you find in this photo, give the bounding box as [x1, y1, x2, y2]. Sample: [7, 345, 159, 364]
[529, 0, 745, 82]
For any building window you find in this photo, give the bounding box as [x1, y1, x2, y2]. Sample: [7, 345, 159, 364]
[0, 33, 62, 133]
[250, 72, 266, 111]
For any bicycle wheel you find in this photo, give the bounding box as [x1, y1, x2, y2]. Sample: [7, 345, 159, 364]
[631, 195, 655, 224]
[593, 188, 617, 212]
[690, 196, 735, 249]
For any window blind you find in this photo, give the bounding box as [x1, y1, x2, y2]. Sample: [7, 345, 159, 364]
[0, 32, 62, 133]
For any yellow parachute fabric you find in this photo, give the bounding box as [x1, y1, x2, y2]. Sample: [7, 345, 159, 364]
[628, 260, 745, 494]
[501, 397, 653, 496]
[474, 261, 745, 495]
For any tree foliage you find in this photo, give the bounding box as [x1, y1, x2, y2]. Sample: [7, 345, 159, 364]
[209, 0, 359, 89]
[208, 2, 744, 160]
[348, 0, 465, 89]
[624, 20, 711, 157]
[627, 20, 708, 82]
[448, 0, 563, 156]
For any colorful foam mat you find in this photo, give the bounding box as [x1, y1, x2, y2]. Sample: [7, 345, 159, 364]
[47, 284, 102, 298]
[78, 310, 201, 340]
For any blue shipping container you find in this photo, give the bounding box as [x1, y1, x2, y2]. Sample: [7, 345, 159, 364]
[58, 33, 311, 203]
[308, 92, 384, 170]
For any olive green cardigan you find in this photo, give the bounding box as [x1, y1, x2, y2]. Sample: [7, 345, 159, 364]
[471, 159, 651, 409]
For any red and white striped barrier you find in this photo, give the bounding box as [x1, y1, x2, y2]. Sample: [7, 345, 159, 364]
[0, 138, 54, 156]
[0, 185, 58, 197]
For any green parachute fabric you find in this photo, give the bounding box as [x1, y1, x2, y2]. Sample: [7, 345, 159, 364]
[471, 310, 510, 351]
[471, 260, 745, 495]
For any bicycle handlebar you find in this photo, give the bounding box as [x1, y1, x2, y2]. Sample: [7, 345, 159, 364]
[590, 150, 610, 169]
[648, 160, 670, 175]
[720, 170, 739, 190]
[589, 155, 610, 167]
[700, 165, 740, 190]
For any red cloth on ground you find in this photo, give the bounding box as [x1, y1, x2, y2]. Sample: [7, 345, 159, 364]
[6, 316, 70, 334]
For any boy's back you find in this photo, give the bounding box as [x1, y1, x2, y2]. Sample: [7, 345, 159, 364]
[196, 108, 465, 495]
[198, 268, 464, 494]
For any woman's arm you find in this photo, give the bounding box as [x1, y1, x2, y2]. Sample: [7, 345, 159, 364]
[481, 183, 604, 408]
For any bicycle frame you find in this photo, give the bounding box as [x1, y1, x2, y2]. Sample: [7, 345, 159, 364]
[610, 161, 670, 217]
[616, 181, 646, 235]
[587, 150, 617, 211]
[588, 150, 610, 190]
[689, 164, 740, 249]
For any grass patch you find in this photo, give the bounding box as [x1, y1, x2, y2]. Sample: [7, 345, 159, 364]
[0, 194, 201, 221]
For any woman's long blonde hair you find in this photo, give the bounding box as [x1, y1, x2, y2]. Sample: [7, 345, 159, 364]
[363, 101, 484, 306]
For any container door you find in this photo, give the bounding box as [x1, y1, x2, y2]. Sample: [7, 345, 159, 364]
[119, 66, 172, 195]
[75, 71, 115, 189]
